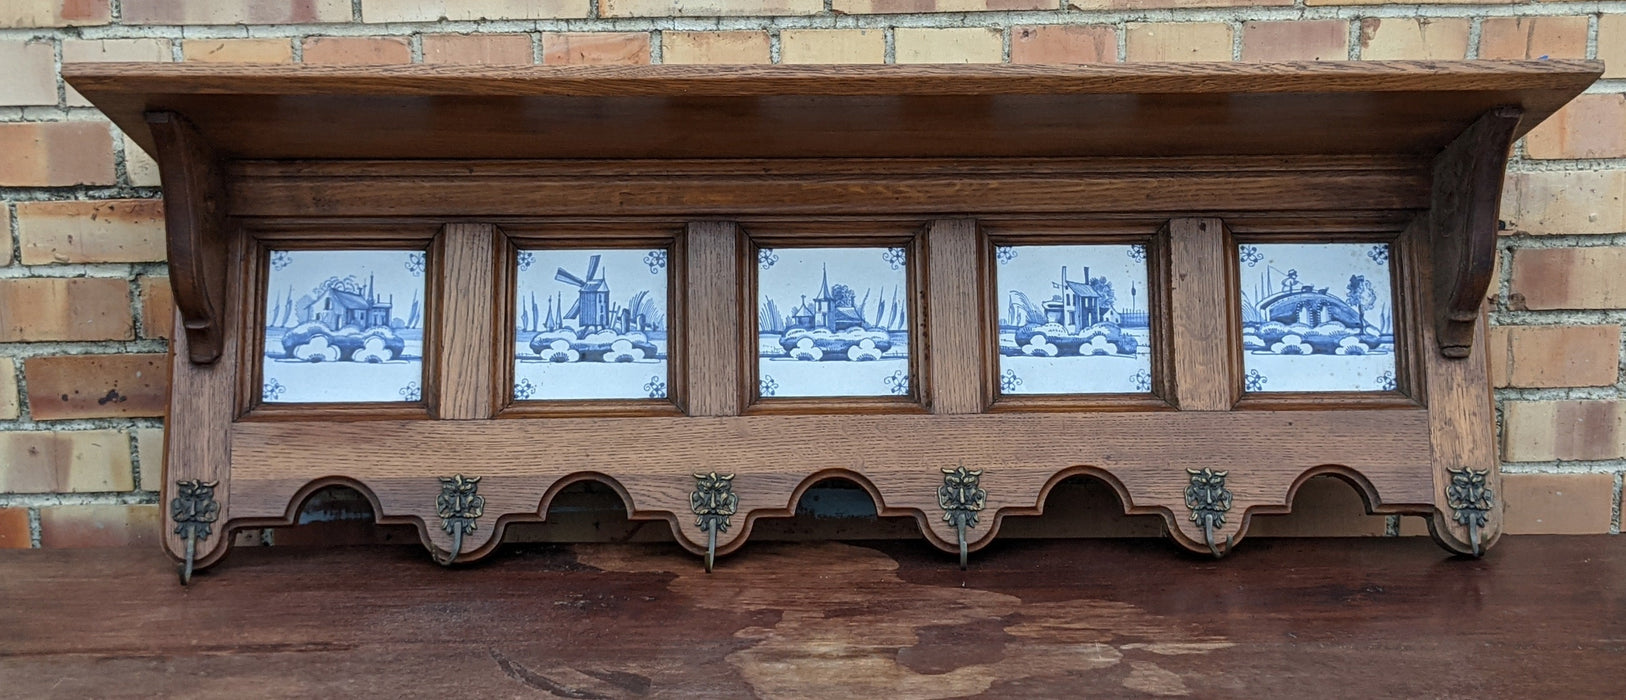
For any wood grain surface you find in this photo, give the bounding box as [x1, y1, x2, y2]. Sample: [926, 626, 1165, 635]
[684, 221, 741, 417]
[924, 219, 985, 415]
[1167, 218, 1236, 411]
[433, 224, 498, 420]
[3, 537, 1622, 697]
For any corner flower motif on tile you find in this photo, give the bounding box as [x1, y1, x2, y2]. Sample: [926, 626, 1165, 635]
[270, 251, 292, 271]
[1239, 245, 1264, 268]
[1375, 371, 1397, 391]
[1127, 245, 1147, 263]
[262, 378, 285, 401]
[758, 248, 778, 270]
[1368, 245, 1390, 266]
[643, 249, 667, 274]
[405, 252, 425, 277]
[884, 370, 910, 395]
[995, 246, 1017, 265]
[517, 251, 534, 272]
[644, 376, 667, 399]
[1130, 369, 1152, 392]
[513, 378, 538, 400]
[1000, 369, 1023, 392]
[1244, 370, 1268, 392]
[759, 375, 778, 397]
[883, 247, 907, 270]
[399, 382, 422, 402]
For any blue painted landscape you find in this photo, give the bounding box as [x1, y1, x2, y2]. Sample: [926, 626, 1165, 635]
[757, 247, 910, 398]
[513, 249, 669, 400]
[1238, 243, 1397, 392]
[996, 244, 1153, 394]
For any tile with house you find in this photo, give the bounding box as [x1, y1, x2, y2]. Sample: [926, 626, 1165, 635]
[996, 244, 1153, 394]
[512, 248, 670, 401]
[261, 249, 426, 403]
[756, 246, 911, 398]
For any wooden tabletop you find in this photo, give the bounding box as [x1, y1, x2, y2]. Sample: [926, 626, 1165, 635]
[3, 536, 1621, 697]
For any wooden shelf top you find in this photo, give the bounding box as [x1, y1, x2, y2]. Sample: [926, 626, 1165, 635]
[66, 60, 1601, 161]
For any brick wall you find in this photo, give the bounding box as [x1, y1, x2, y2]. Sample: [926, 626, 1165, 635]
[1, 0, 1621, 549]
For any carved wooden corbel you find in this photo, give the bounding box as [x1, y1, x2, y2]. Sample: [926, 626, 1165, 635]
[146, 111, 229, 364]
[1429, 106, 1522, 359]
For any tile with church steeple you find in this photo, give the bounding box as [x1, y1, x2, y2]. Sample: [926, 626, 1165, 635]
[512, 248, 670, 401]
[1237, 242, 1397, 392]
[756, 246, 911, 398]
[995, 244, 1153, 394]
[261, 249, 426, 403]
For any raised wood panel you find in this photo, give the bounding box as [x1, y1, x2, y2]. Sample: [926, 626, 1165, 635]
[683, 221, 742, 417]
[433, 224, 499, 420]
[924, 219, 985, 415]
[1167, 218, 1237, 411]
[225, 410, 1437, 558]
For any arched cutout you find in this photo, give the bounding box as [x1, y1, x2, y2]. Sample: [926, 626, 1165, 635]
[751, 476, 923, 542]
[505, 478, 674, 545]
[265, 481, 419, 547]
[1245, 471, 1393, 538]
[995, 473, 1166, 539]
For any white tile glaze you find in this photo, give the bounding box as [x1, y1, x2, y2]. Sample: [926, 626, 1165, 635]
[756, 246, 911, 398]
[261, 249, 426, 403]
[995, 244, 1153, 394]
[1237, 243, 1397, 393]
[513, 248, 670, 401]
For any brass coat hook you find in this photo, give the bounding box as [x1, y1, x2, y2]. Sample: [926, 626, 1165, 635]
[171, 479, 220, 585]
[435, 474, 485, 566]
[1446, 467, 1494, 558]
[690, 472, 738, 573]
[938, 465, 987, 570]
[1184, 467, 1234, 560]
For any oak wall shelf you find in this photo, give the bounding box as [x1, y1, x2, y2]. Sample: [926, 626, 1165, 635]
[64, 61, 1600, 581]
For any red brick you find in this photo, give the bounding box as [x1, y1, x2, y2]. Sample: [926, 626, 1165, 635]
[0, 357, 18, 420]
[1478, 17, 1587, 60]
[0, 508, 29, 549]
[0, 40, 59, 107]
[1357, 18, 1469, 60]
[778, 29, 885, 65]
[542, 33, 650, 65]
[422, 33, 534, 65]
[39, 504, 159, 548]
[0, 0, 111, 28]
[1011, 25, 1118, 65]
[1502, 473, 1616, 535]
[1503, 400, 1625, 462]
[16, 199, 166, 265]
[662, 31, 771, 65]
[1510, 247, 1626, 310]
[1071, 0, 1286, 8]
[139, 275, 174, 340]
[25, 354, 169, 420]
[1242, 20, 1350, 62]
[1126, 23, 1232, 63]
[301, 37, 412, 66]
[0, 122, 116, 187]
[0, 277, 131, 342]
[1501, 170, 1626, 236]
[0, 430, 133, 493]
[1248, 476, 1389, 537]
[1489, 325, 1621, 389]
[122, 0, 350, 24]
[1, 206, 10, 266]
[1524, 94, 1626, 160]
[182, 38, 295, 64]
[362, 0, 588, 21]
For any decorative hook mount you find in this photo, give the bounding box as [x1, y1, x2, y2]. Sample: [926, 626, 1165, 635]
[171, 479, 220, 585]
[1445, 467, 1494, 557]
[435, 474, 485, 566]
[938, 465, 987, 570]
[1184, 467, 1234, 559]
[690, 472, 738, 573]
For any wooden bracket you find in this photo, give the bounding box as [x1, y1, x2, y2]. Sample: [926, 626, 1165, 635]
[1429, 106, 1522, 359]
[146, 111, 229, 364]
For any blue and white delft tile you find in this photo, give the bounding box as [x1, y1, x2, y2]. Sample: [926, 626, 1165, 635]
[513, 248, 669, 400]
[996, 244, 1152, 394]
[1237, 243, 1397, 392]
[757, 246, 910, 398]
[261, 249, 426, 403]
